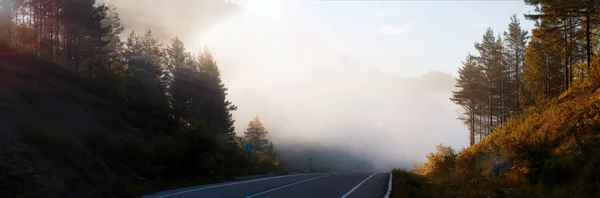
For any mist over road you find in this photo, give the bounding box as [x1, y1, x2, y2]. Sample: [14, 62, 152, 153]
[143, 172, 390, 198]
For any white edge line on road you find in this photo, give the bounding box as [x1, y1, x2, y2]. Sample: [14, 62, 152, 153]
[153, 173, 309, 198]
[245, 173, 335, 198]
[384, 172, 392, 198]
[340, 172, 378, 198]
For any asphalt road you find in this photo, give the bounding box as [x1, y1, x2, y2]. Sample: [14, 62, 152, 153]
[143, 172, 390, 198]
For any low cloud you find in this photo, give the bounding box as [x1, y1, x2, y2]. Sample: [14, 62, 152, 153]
[115, 0, 468, 172]
[375, 24, 414, 35]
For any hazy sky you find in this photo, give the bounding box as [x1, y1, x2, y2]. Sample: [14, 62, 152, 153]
[112, 0, 537, 170]
[237, 0, 536, 77]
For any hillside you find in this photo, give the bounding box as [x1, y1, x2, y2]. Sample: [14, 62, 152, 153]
[0, 44, 145, 197]
[391, 83, 600, 197]
[0, 43, 278, 197]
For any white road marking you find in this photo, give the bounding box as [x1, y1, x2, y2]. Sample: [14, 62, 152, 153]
[384, 172, 392, 198]
[340, 172, 377, 198]
[152, 173, 310, 198]
[245, 173, 335, 198]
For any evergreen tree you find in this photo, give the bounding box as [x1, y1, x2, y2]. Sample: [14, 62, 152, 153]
[168, 37, 201, 126]
[124, 31, 169, 112]
[503, 14, 529, 113]
[102, 2, 125, 72]
[198, 49, 238, 143]
[62, 0, 110, 76]
[451, 54, 486, 146]
[0, 0, 13, 45]
[525, 0, 599, 81]
[475, 28, 498, 136]
[166, 36, 190, 74]
[243, 116, 269, 153]
[524, 32, 565, 102]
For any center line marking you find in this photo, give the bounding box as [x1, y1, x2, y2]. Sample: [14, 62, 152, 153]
[245, 173, 335, 198]
[340, 173, 377, 198]
[151, 173, 309, 198]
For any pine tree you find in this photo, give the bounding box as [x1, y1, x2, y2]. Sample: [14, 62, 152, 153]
[475, 28, 499, 136]
[102, 2, 125, 72]
[451, 54, 486, 146]
[243, 116, 269, 153]
[124, 30, 168, 109]
[503, 14, 529, 113]
[524, 0, 600, 89]
[168, 36, 200, 126]
[1, 0, 13, 45]
[166, 36, 189, 81]
[62, 0, 109, 74]
[495, 35, 512, 125]
[197, 49, 238, 143]
[524, 32, 565, 102]
[525, 0, 599, 79]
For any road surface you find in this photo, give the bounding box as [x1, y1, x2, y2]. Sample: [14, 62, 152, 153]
[143, 172, 390, 198]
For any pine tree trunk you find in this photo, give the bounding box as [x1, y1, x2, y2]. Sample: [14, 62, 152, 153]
[564, 20, 569, 91]
[489, 81, 493, 137]
[470, 104, 475, 146]
[586, 9, 591, 77]
[569, 18, 573, 85]
[501, 70, 505, 125]
[515, 49, 520, 111]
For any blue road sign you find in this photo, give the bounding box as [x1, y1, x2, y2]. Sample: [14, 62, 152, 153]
[245, 143, 253, 152]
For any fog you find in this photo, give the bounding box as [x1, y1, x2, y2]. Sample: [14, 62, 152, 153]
[113, 0, 467, 172]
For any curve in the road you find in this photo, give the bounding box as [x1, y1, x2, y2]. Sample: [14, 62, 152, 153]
[245, 173, 335, 198]
[152, 173, 311, 198]
[144, 172, 390, 198]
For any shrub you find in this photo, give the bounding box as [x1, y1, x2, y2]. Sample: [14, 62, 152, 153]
[391, 169, 426, 198]
[420, 144, 457, 181]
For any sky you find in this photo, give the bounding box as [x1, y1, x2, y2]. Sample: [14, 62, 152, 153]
[112, 0, 538, 171]
[238, 0, 536, 77]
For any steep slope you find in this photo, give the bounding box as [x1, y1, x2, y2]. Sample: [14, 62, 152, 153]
[464, 85, 600, 197]
[0, 45, 152, 197]
[392, 84, 600, 197]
